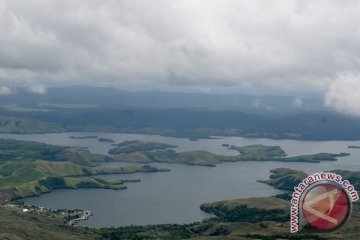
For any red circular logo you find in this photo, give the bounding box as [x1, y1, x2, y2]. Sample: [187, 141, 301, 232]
[301, 183, 351, 232]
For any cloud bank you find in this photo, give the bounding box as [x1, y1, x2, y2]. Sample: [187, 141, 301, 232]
[0, 1, 360, 114]
[325, 73, 360, 117]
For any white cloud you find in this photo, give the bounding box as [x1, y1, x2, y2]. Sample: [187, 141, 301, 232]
[0, 0, 359, 92]
[0, 85, 12, 95]
[325, 72, 360, 117]
[1, 0, 360, 115]
[27, 83, 47, 94]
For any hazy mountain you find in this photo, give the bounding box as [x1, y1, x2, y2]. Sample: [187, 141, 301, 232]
[0, 86, 327, 113]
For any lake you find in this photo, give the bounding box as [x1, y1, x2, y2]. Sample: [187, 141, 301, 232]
[1, 132, 360, 227]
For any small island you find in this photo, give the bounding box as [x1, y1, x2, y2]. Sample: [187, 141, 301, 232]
[69, 135, 98, 139]
[98, 138, 115, 143]
[348, 145, 360, 149]
[108, 140, 177, 154]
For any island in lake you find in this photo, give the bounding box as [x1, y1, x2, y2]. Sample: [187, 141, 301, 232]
[98, 138, 115, 143]
[109, 140, 350, 166]
[69, 136, 98, 139]
[348, 145, 360, 149]
[108, 140, 177, 154]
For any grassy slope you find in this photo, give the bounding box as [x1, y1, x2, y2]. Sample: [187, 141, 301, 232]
[191, 204, 360, 240]
[0, 160, 168, 202]
[202, 197, 289, 211]
[0, 138, 169, 202]
[112, 150, 230, 166]
[0, 115, 64, 133]
[258, 168, 308, 191]
[0, 138, 109, 166]
[200, 197, 290, 223]
[3, 200, 360, 240]
[194, 197, 360, 240]
[0, 205, 96, 240]
[109, 140, 176, 154]
[259, 167, 360, 191]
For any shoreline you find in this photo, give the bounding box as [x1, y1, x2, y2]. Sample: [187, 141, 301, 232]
[4, 202, 94, 226]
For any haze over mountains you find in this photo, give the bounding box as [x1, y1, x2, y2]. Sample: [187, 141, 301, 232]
[0, 86, 326, 113]
[1, 86, 359, 141]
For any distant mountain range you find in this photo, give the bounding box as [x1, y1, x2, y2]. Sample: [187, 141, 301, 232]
[0, 86, 327, 113]
[1, 86, 359, 141]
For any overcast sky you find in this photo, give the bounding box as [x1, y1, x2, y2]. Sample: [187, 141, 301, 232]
[0, 1, 360, 115]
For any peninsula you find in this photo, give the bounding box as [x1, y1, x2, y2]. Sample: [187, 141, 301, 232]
[0, 138, 169, 203]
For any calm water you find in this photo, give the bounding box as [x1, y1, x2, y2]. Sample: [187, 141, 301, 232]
[1, 132, 360, 227]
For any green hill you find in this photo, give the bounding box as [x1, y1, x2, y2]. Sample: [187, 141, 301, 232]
[0, 115, 64, 133]
[200, 197, 289, 223]
[259, 167, 360, 191]
[109, 140, 176, 154]
[0, 138, 169, 203]
[0, 205, 96, 240]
